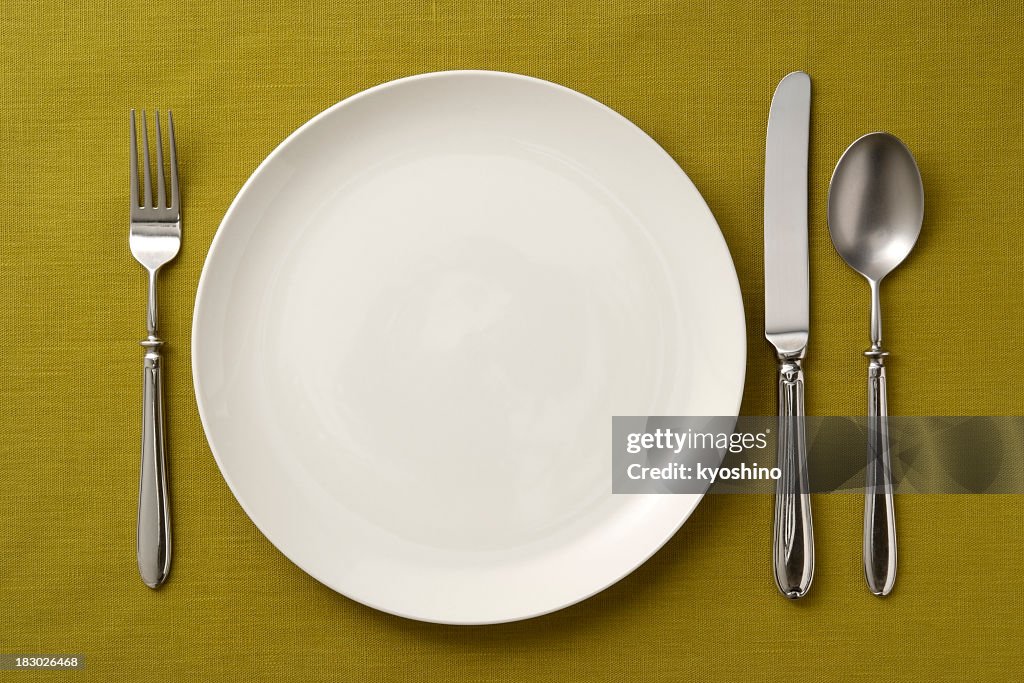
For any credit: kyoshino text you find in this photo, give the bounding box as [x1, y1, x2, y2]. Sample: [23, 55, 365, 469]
[625, 460, 781, 482]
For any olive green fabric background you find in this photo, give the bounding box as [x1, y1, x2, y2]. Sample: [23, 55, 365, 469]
[1, 0, 1022, 681]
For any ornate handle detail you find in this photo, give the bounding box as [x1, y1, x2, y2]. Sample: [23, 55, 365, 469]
[138, 336, 171, 588]
[773, 354, 814, 599]
[864, 349, 896, 596]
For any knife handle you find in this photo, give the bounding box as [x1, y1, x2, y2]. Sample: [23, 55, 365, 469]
[138, 336, 171, 589]
[864, 349, 896, 596]
[773, 354, 814, 599]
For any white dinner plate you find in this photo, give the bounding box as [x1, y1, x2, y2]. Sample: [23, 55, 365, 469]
[193, 71, 745, 624]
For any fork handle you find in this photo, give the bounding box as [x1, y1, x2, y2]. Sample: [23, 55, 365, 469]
[138, 336, 171, 588]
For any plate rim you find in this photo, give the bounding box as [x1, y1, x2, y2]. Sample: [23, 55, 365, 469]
[192, 69, 747, 624]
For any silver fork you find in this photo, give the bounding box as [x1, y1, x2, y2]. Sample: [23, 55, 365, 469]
[129, 109, 180, 589]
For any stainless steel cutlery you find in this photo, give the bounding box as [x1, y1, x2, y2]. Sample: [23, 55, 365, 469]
[764, 73, 924, 598]
[828, 132, 924, 596]
[121, 88, 923, 603]
[764, 71, 815, 599]
[129, 109, 180, 589]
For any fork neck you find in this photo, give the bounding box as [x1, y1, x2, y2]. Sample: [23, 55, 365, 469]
[147, 268, 160, 337]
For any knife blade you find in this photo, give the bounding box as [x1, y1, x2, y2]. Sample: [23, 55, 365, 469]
[765, 71, 810, 352]
[764, 71, 814, 599]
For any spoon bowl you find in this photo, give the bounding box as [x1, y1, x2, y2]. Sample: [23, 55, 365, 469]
[828, 132, 924, 283]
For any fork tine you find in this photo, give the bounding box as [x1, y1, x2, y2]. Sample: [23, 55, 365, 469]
[168, 111, 179, 211]
[141, 111, 152, 208]
[129, 110, 139, 208]
[155, 111, 166, 209]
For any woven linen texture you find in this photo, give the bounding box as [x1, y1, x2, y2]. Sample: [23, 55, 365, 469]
[0, 0, 1021, 680]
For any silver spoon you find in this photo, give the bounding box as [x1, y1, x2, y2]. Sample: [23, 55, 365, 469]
[827, 132, 923, 597]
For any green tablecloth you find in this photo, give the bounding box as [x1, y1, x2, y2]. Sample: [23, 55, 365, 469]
[1, 1, 1021, 680]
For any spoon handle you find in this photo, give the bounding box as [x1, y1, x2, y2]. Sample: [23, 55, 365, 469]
[864, 350, 897, 596]
[772, 355, 814, 599]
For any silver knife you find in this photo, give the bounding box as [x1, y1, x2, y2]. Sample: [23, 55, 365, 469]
[764, 71, 814, 599]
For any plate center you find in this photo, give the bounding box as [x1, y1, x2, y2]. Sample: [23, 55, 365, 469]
[265, 148, 676, 550]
